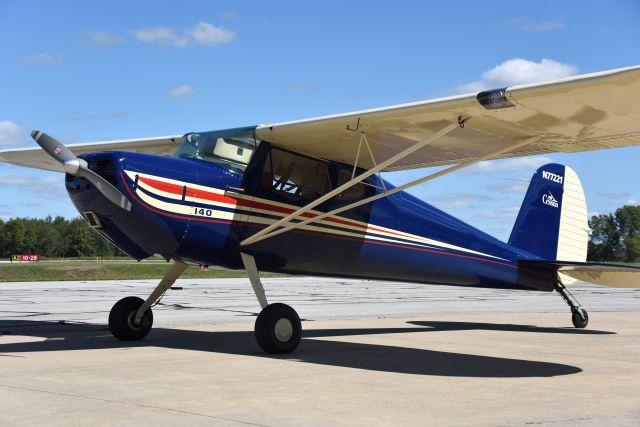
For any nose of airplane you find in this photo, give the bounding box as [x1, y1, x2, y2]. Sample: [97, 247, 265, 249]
[65, 151, 189, 260]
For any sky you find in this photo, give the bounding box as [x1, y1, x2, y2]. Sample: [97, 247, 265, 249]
[1, 0, 639, 241]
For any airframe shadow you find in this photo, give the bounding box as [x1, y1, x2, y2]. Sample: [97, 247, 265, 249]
[0, 319, 609, 378]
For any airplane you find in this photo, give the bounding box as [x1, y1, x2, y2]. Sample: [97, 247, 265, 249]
[2, 65, 640, 354]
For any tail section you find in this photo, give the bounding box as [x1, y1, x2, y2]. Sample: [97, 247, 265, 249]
[509, 163, 589, 262]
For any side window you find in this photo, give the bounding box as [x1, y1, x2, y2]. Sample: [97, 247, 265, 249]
[262, 149, 331, 200]
[336, 169, 365, 200]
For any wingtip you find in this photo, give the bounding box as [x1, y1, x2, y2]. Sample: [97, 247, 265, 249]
[31, 130, 42, 141]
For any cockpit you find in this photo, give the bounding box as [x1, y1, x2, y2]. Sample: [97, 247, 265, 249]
[173, 127, 260, 173]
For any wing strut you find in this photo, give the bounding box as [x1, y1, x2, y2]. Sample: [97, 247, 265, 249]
[241, 134, 543, 246]
[241, 119, 463, 246]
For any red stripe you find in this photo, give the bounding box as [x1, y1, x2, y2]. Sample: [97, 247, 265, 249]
[124, 172, 544, 276]
[138, 174, 410, 239]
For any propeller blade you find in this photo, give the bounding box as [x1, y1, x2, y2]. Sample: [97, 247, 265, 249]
[77, 167, 132, 211]
[31, 130, 76, 164]
[31, 129, 132, 211]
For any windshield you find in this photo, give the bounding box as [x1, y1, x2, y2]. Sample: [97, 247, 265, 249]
[173, 127, 259, 172]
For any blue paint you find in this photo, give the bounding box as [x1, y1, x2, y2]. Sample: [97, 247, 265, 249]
[66, 142, 560, 293]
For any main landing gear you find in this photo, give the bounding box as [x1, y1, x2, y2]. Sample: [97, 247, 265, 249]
[241, 253, 302, 354]
[555, 281, 589, 328]
[107, 255, 302, 354]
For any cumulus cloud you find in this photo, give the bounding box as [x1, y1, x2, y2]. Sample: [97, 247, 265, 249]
[466, 156, 553, 174]
[133, 22, 235, 47]
[24, 53, 66, 66]
[169, 85, 195, 98]
[508, 18, 565, 32]
[85, 31, 123, 46]
[185, 22, 235, 46]
[0, 174, 67, 201]
[456, 58, 578, 93]
[0, 121, 29, 147]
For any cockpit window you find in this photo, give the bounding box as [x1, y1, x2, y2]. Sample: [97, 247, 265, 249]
[174, 127, 259, 172]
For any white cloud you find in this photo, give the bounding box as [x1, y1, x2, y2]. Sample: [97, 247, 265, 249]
[169, 85, 195, 98]
[133, 22, 235, 48]
[627, 198, 639, 206]
[85, 31, 123, 46]
[466, 156, 553, 174]
[456, 58, 578, 93]
[0, 121, 29, 147]
[185, 22, 235, 46]
[24, 53, 66, 66]
[508, 18, 565, 32]
[0, 174, 67, 201]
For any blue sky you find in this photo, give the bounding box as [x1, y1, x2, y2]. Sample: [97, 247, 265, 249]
[1, 1, 639, 240]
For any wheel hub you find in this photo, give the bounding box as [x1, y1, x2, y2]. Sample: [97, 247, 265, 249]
[127, 311, 144, 331]
[274, 318, 293, 342]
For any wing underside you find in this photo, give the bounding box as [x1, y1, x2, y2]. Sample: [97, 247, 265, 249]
[255, 65, 640, 171]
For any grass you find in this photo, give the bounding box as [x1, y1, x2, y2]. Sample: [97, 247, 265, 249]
[0, 259, 270, 282]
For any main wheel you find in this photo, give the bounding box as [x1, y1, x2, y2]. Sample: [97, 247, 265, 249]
[255, 303, 302, 354]
[109, 296, 153, 341]
[571, 308, 589, 328]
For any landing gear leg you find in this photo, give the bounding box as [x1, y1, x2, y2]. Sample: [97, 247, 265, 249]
[554, 281, 589, 328]
[241, 253, 301, 354]
[109, 260, 188, 341]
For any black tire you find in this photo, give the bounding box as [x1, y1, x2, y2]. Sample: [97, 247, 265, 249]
[255, 303, 302, 354]
[571, 308, 589, 328]
[109, 296, 153, 341]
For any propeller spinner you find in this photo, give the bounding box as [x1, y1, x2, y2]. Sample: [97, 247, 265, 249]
[31, 130, 132, 211]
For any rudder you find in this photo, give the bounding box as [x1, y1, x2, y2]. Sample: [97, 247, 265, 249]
[508, 163, 589, 261]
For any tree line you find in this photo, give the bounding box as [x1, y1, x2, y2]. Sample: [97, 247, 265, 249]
[0, 216, 124, 258]
[0, 205, 638, 261]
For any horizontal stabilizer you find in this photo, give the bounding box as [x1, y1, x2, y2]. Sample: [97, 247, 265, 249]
[522, 261, 640, 288]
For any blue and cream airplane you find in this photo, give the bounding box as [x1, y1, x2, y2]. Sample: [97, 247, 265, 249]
[2, 66, 640, 353]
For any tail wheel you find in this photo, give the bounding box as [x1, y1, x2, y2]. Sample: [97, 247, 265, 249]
[255, 303, 301, 354]
[571, 308, 589, 328]
[109, 296, 153, 341]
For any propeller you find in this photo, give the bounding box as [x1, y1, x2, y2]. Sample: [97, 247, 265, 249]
[31, 130, 132, 211]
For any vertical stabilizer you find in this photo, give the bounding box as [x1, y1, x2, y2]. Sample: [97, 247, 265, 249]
[508, 163, 589, 262]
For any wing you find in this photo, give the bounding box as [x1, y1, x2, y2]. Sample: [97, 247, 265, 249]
[255, 65, 640, 171]
[522, 261, 640, 288]
[0, 135, 182, 172]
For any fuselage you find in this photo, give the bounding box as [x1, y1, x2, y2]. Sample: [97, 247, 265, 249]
[66, 134, 556, 292]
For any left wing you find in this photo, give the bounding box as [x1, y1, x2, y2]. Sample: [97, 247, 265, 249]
[0, 135, 182, 172]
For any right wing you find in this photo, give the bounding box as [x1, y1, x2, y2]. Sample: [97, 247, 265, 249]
[256, 65, 640, 171]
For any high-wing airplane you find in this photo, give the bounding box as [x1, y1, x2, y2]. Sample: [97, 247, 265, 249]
[2, 66, 640, 354]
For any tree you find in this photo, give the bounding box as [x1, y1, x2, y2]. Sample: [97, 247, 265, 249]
[588, 205, 640, 262]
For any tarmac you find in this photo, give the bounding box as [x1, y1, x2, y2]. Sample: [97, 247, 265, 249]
[1, 277, 639, 426]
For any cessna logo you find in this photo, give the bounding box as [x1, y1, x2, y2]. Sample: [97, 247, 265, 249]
[541, 170, 563, 184]
[542, 192, 559, 208]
